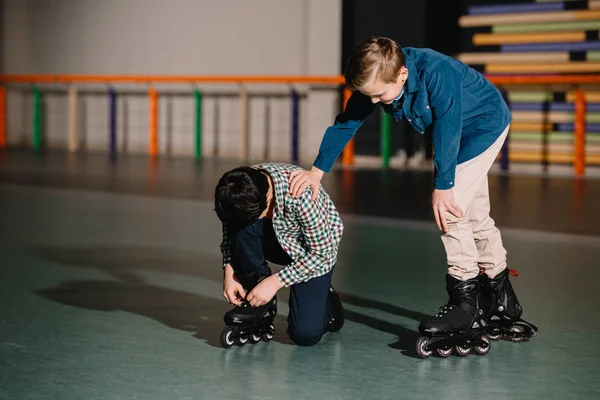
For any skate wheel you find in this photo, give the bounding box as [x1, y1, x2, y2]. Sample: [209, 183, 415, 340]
[262, 324, 275, 342]
[436, 347, 453, 358]
[415, 337, 432, 359]
[474, 336, 491, 355]
[509, 325, 525, 342]
[220, 327, 235, 348]
[487, 331, 503, 341]
[454, 344, 472, 356]
[235, 334, 249, 346]
[249, 333, 261, 344]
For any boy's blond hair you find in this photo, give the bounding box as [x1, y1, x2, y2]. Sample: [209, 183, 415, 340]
[344, 37, 406, 89]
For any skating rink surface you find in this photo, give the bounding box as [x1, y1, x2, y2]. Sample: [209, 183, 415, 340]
[1, 151, 600, 400]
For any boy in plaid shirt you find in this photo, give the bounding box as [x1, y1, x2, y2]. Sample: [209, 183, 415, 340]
[215, 162, 345, 346]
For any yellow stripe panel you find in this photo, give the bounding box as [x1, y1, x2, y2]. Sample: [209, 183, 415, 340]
[508, 152, 600, 164]
[575, 9, 600, 20]
[511, 122, 554, 131]
[458, 52, 569, 64]
[566, 91, 600, 102]
[460, 10, 600, 28]
[509, 111, 598, 123]
[511, 111, 569, 122]
[486, 62, 600, 73]
[473, 31, 587, 45]
[509, 142, 600, 153]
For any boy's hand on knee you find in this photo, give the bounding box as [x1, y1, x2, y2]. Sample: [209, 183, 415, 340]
[432, 189, 464, 232]
[247, 275, 283, 307]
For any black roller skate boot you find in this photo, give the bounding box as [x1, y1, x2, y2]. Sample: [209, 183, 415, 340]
[479, 268, 538, 342]
[416, 274, 491, 358]
[220, 273, 277, 348]
[327, 285, 345, 333]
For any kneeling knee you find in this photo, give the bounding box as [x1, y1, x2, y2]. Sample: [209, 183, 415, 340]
[288, 326, 324, 347]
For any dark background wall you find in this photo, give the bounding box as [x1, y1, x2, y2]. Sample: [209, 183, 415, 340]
[341, 0, 462, 157]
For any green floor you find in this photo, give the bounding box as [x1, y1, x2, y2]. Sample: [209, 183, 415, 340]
[1, 184, 600, 400]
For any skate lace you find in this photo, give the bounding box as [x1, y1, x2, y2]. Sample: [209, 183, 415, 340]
[434, 305, 454, 318]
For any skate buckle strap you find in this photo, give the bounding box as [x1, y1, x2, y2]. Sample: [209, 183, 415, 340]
[450, 299, 482, 316]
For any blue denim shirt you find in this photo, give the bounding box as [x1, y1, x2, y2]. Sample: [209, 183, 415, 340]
[313, 47, 512, 190]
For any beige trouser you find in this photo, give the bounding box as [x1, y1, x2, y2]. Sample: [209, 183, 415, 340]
[442, 125, 510, 281]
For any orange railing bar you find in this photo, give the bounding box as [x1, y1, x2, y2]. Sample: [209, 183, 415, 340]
[4, 73, 599, 85]
[3, 73, 599, 86]
[0, 74, 346, 85]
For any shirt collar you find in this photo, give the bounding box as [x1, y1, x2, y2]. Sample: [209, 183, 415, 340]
[403, 49, 420, 94]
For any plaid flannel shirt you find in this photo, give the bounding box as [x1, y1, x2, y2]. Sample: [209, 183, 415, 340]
[220, 163, 344, 287]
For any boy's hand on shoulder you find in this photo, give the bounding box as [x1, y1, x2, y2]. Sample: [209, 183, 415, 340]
[432, 188, 464, 233]
[289, 167, 324, 201]
[246, 275, 284, 307]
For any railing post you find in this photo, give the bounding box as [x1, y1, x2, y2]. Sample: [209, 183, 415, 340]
[574, 88, 586, 177]
[240, 86, 249, 162]
[380, 108, 391, 169]
[33, 86, 42, 153]
[500, 88, 510, 172]
[148, 87, 158, 158]
[341, 87, 354, 167]
[291, 87, 299, 164]
[0, 86, 6, 148]
[194, 89, 202, 160]
[109, 87, 117, 159]
[68, 86, 79, 152]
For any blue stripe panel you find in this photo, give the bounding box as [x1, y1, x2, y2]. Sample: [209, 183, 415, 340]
[555, 123, 600, 132]
[510, 103, 600, 112]
[501, 41, 600, 52]
[469, 2, 563, 15]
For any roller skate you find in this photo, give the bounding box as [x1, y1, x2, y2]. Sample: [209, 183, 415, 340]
[220, 296, 277, 348]
[416, 274, 491, 358]
[220, 274, 277, 348]
[327, 285, 345, 333]
[479, 268, 538, 342]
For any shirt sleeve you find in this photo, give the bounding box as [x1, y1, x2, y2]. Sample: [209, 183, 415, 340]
[275, 190, 337, 287]
[313, 91, 376, 173]
[220, 223, 232, 268]
[425, 61, 463, 190]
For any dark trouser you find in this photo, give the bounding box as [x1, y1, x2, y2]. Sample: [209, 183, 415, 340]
[231, 219, 333, 346]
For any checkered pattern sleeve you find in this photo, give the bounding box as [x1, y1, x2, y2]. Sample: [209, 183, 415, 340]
[275, 189, 337, 287]
[220, 223, 232, 268]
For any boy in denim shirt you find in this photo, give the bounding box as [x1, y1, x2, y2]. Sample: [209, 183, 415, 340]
[289, 37, 537, 355]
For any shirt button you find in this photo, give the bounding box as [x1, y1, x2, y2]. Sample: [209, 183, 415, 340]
[426, 106, 430, 110]
[408, 119, 412, 122]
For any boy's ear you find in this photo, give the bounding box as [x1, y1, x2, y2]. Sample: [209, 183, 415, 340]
[397, 67, 408, 83]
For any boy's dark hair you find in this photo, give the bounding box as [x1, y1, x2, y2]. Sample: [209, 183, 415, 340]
[214, 167, 269, 228]
[344, 36, 406, 89]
